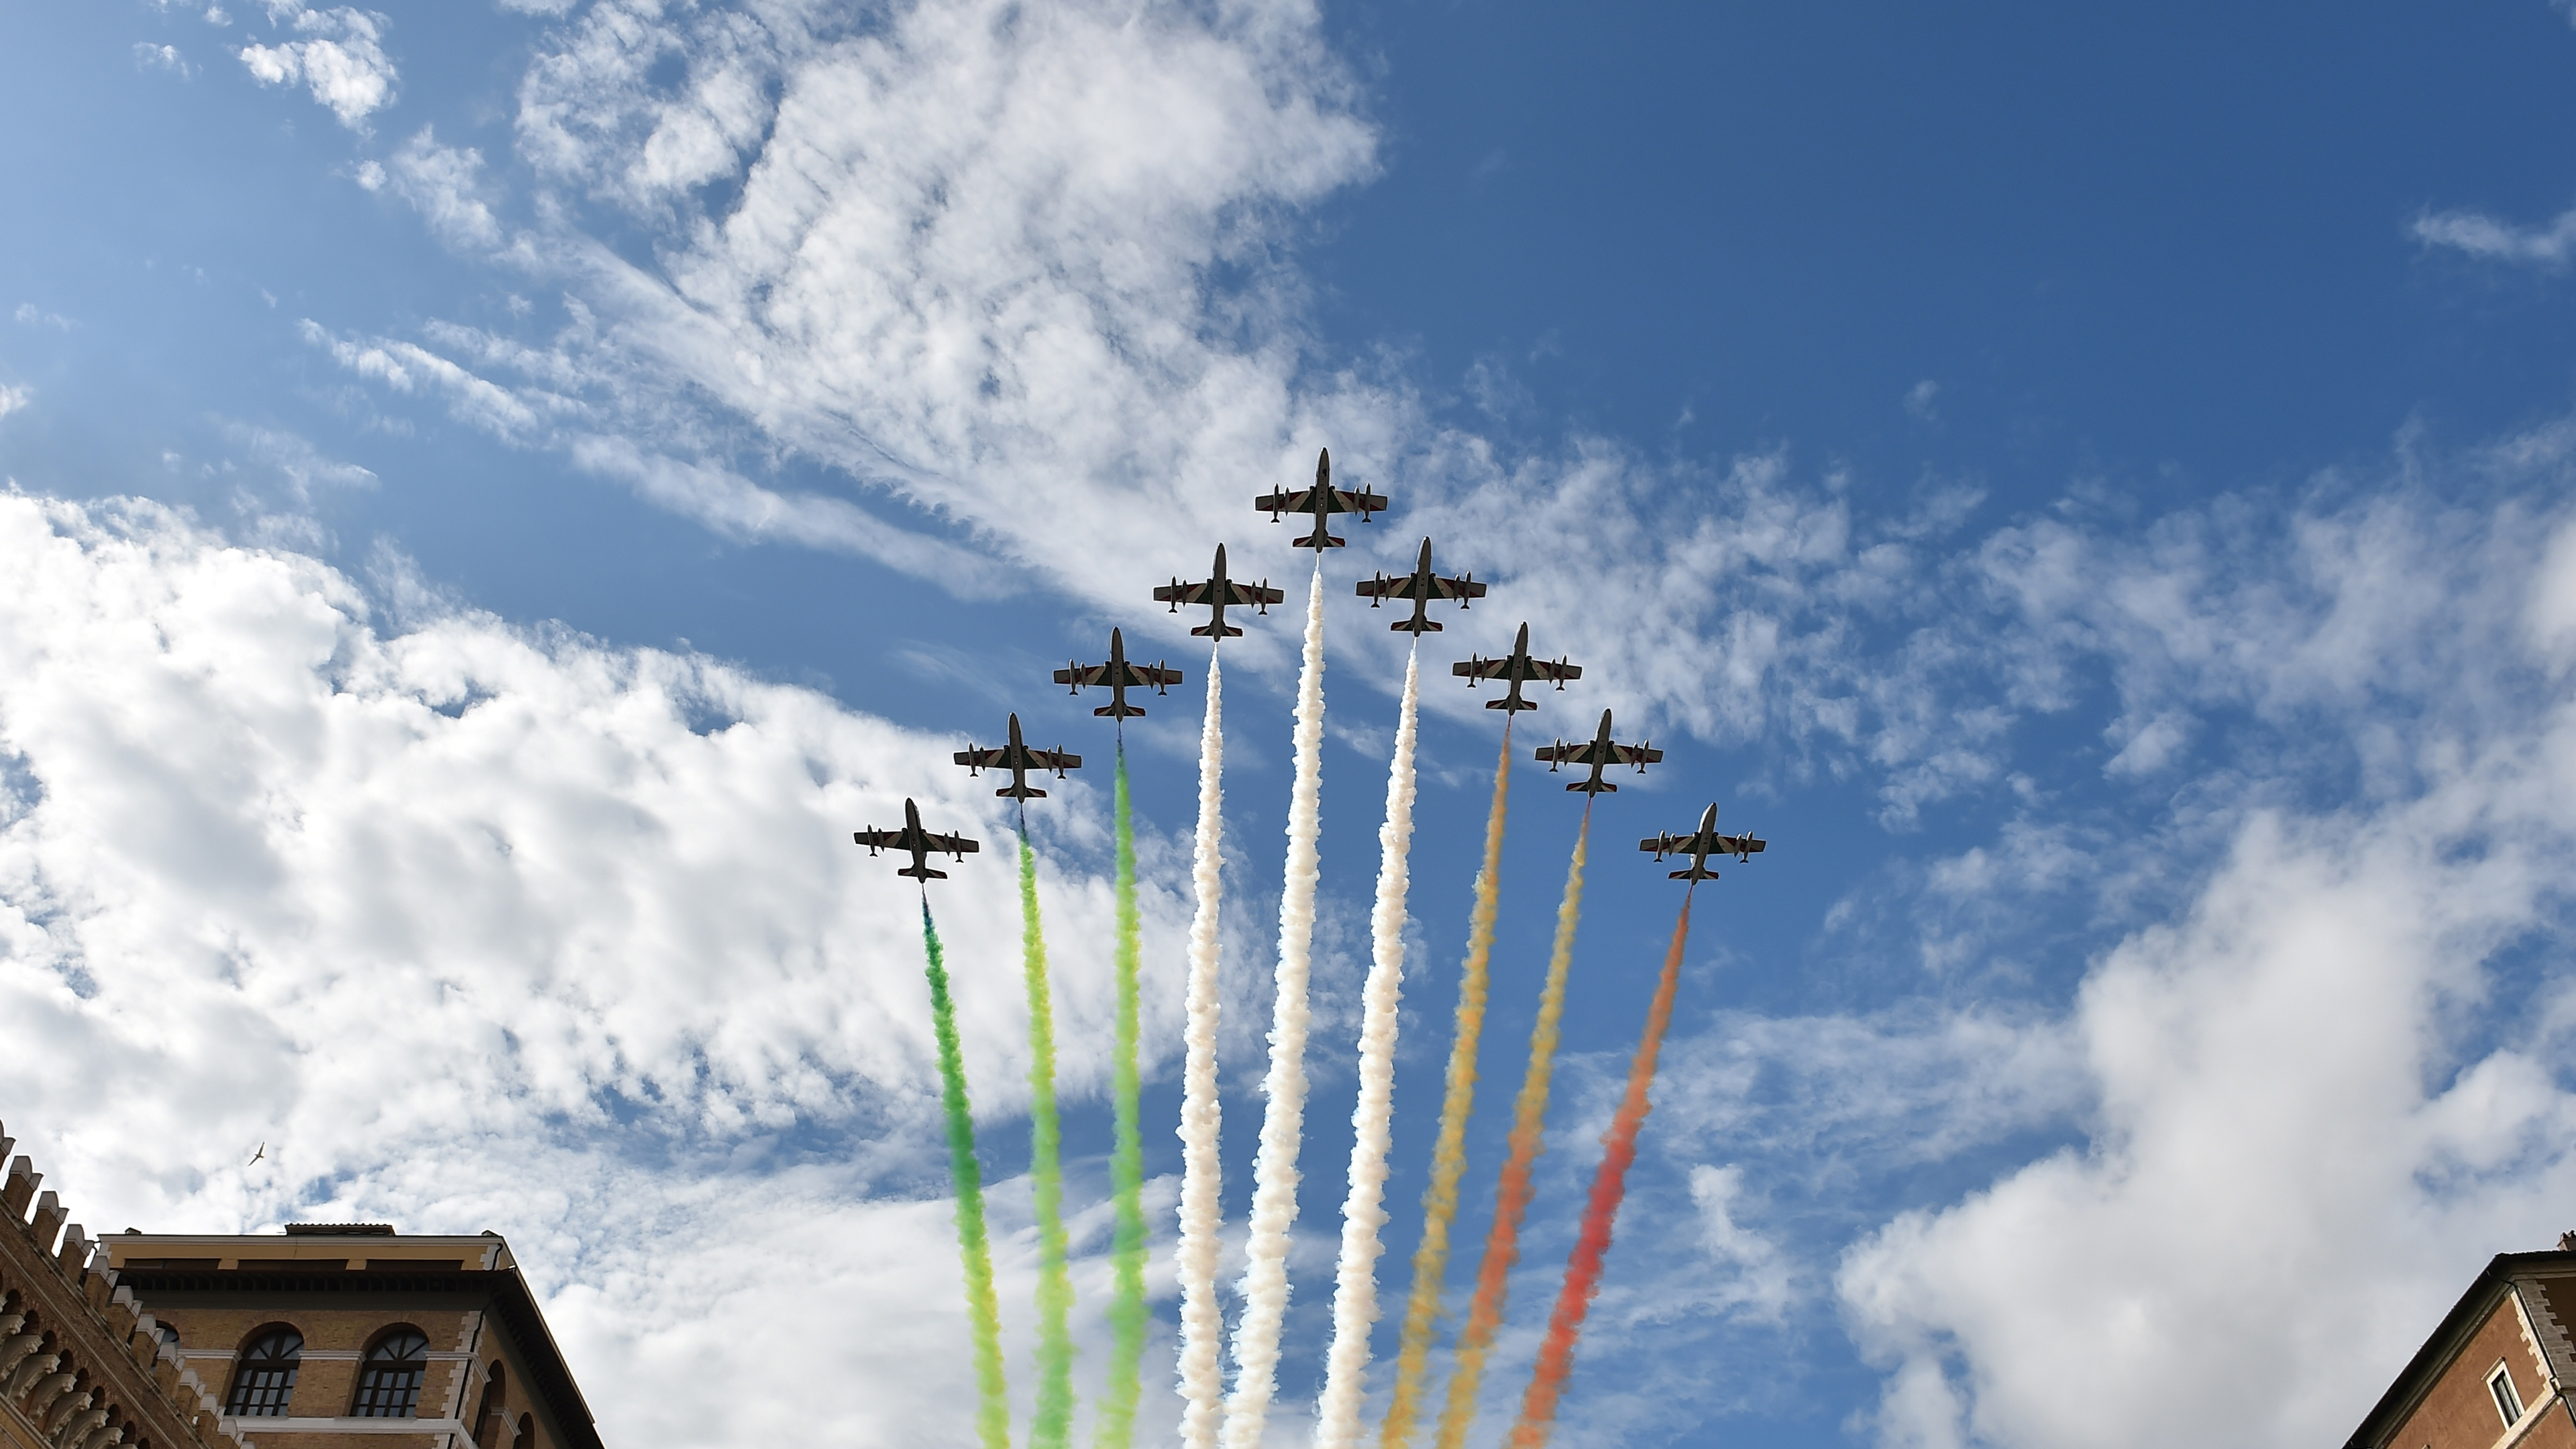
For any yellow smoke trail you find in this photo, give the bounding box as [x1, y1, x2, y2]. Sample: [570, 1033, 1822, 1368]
[1379, 720, 1514, 1449]
[1432, 808, 1589, 1449]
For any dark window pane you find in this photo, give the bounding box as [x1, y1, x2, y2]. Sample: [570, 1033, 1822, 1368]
[353, 1329, 431, 1418]
[225, 1328, 303, 1417]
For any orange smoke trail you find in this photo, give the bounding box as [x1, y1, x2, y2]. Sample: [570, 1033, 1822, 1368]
[1503, 890, 1695, 1449]
[1430, 806, 1589, 1449]
[1379, 722, 1513, 1449]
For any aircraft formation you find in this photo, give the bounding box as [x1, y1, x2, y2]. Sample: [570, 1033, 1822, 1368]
[849, 445, 1768, 876]
[848, 445, 1772, 1449]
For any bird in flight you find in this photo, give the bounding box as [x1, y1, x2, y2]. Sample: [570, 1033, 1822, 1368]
[247, 1142, 266, 1167]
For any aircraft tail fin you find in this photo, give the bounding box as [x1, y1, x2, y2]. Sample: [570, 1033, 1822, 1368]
[1391, 616, 1442, 633]
[996, 784, 1049, 799]
[1669, 863, 1721, 881]
[1487, 695, 1538, 711]
[1568, 778, 1619, 794]
[1095, 702, 1149, 717]
[898, 863, 951, 881]
[1293, 531, 1347, 549]
[1189, 623, 1244, 639]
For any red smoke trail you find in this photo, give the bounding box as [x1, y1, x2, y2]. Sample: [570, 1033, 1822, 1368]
[1503, 890, 1695, 1449]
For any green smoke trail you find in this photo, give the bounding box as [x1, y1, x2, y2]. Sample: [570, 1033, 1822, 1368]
[1020, 824, 1077, 1449]
[1095, 743, 1149, 1449]
[922, 898, 1012, 1449]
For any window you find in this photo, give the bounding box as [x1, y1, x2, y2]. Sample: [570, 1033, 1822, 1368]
[474, 1362, 508, 1448]
[224, 1327, 302, 1416]
[2490, 1364, 2526, 1426]
[512, 1411, 537, 1449]
[351, 1327, 431, 1417]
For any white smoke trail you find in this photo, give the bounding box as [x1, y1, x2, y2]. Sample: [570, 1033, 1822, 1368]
[1313, 643, 1421, 1448]
[1175, 643, 1229, 1449]
[1220, 559, 1328, 1449]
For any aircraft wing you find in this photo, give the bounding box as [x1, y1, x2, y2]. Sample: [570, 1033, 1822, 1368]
[1025, 745, 1081, 773]
[1224, 580, 1287, 607]
[1527, 657, 1582, 683]
[1611, 743, 1665, 767]
[1150, 579, 1212, 606]
[1640, 832, 1687, 855]
[1333, 486, 1391, 515]
[953, 745, 1010, 769]
[853, 828, 905, 851]
[1452, 657, 1511, 681]
[1432, 575, 1487, 602]
[1534, 739, 1611, 766]
[1053, 662, 1110, 687]
[1715, 833, 1766, 857]
[1256, 486, 1316, 516]
[1135, 662, 1186, 688]
[1354, 573, 1424, 602]
[920, 830, 979, 857]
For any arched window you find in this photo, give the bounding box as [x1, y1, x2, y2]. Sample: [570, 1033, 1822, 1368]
[224, 1327, 302, 1416]
[474, 1362, 508, 1447]
[351, 1327, 430, 1417]
[512, 1411, 536, 1449]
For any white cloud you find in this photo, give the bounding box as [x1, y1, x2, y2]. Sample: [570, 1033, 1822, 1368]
[238, 3, 396, 129]
[376, 127, 504, 250]
[1835, 493, 2576, 1449]
[0, 490, 1192, 1444]
[1904, 379, 1940, 421]
[133, 42, 196, 78]
[1688, 1165, 1794, 1319]
[14, 303, 74, 331]
[0, 385, 28, 420]
[222, 421, 378, 502]
[2412, 204, 2576, 266]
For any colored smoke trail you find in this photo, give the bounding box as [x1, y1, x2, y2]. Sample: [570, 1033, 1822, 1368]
[1174, 645, 1229, 1449]
[922, 898, 1013, 1449]
[1432, 806, 1591, 1449]
[1220, 559, 1328, 1449]
[1097, 745, 1149, 1449]
[1503, 892, 1697, 1449]
[1018, 826, 1077, 1449]
[1380, 722, 1515, 1449]
[1314, 644, 1424, 1448]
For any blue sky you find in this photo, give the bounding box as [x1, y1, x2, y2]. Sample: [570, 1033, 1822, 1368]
[7, 3, 2576, 1448]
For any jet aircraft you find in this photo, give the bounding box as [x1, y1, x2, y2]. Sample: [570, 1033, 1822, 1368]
[1534, 708, 1664, 793]
[954, 712, 1082, 799]
[1254, 447, 1389, 551]
[1641, 803, 1766, 879]
[1154, 543, 1285, 638]
[853, 798, 981, 880]
[1453, 622, 1582, 711]
[1356, 537, 1487, 633]
[1053, 627, 1185, 717]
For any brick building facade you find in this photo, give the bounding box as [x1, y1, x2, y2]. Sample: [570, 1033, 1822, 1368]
[1, 1121, 600, 1449]
[2347, 1248, 2576, 1449]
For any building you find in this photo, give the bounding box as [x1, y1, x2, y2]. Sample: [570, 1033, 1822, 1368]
[3, 1125, 249, 1449]
[2346, 1244, 2576, 1449]
[1, 1121, 601, 1449]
